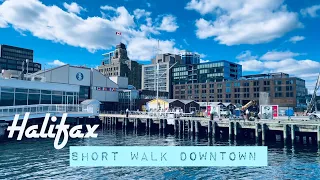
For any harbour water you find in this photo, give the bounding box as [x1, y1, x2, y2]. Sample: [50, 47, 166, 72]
[1, 129, 320, 180]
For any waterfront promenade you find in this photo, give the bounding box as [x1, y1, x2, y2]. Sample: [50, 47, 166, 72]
[99, 112, 320, 146]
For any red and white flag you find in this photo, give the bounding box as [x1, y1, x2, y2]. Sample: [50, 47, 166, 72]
[116, 32, 121, 35]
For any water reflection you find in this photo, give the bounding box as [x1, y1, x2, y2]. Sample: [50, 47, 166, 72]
[1, 129, 320, 180]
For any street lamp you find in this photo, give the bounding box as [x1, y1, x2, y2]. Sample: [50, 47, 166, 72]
[26, 59, 29, 74]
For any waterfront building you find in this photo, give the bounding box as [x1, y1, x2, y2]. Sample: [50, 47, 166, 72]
[0, 64, 120, 111]
[101, 51, 114, 65]
[0, 44, 41, 74]
[98, 43, 142, 89]
[173, 72, 308, 108]
[172, 60, 242, 85]
[142, 53, 181, 98]
[179, 50, 200, 64]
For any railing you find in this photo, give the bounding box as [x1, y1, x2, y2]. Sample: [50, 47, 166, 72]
[101, 111, 200, 118]
[0, 104, 86, 117]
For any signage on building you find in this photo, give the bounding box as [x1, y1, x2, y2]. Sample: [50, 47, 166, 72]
[76, 72, 84, 81]
[260, 105, 278, 119]
[94, 87, 117, 92]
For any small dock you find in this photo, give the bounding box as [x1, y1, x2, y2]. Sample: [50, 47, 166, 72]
[99, 114, 320, 146]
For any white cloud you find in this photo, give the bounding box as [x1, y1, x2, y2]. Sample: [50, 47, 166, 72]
[48, 60, 66, 66]
[158, 15, 179, 32]
[237, 49, 320, 93]
[289, 36, 305, 43]
[127, 37, 180, 61]
[133, 9, 151, 19]
[239, 59, 264, 71]
[63, 2, 86, 14]
[236, 50, 258, 61]
[186, 0, 302, 45]
[301, 5, 320, 18]
[260, 51, 300, 61]
[100, 5, 117, 11]
[0, 0, 181, 60]
[200, 59, 210, 63]
[146, 2, 151, 7]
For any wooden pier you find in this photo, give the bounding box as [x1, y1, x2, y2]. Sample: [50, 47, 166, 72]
[99, 114, 320, 146]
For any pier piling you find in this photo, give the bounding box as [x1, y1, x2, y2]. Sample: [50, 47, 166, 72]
[283, 124, 288, 142]
[261, 123, 266, 142]
[317, 126, 320, 145]
[195, 121, 199, 134]
[229, 121, 233, 139]
[291, 124, 296, 144]
[234, 122, 239, 139]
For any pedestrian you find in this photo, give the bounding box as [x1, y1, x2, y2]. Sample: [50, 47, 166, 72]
[126, 108, 129, 117]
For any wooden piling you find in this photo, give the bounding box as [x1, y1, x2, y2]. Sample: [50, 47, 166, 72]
[208, 121, 213, 135]
[178, 120, 182, 134]
[229, 121, 233, 139]
[195, 121, 199, 134]
[291, 124, 295, 144]
[191, 120, 194, 133]
[261, 123, 266, 142]
[163, 119, 167, 131]
[159, 119, 163, 130]
[212, 121, 216, 137]
[234, 121, 239, 139]
[146, 119, 149, 131]
[317, 126, 320, 145]
[283, 124, 288, 142]
[149, 119, 153, 131]
[174, 120, 178, 133]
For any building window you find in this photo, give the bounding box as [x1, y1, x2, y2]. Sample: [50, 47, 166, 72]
[234, 88, 240, 93]
[244, 94, 250, 98]
[226, 83, 231, 87]
[202, 90, 206, 93]
[286, 92, 294, 97]
[253, 81, 259, 86]
[209, 84, 214, 88]
[264, 87, 270, 91]
[195, 90, 199, 94]
[210, 89, 214, 94]
[234, 94, 240, 98]
[226, 94, 231, 98]
[243, 82, 250, 86]
[202, 84, 206, 88]
[286, 80, 294, 85]
[264, 81, 270, 85]
[254, 87, 260, 92]
[286, 86, 293, 91]
[226, 88, 231, 93]
[217, 89, 222, 93]
[275, 86, 282, 92]
[275, 93, 282, 97]
[274, 80, 282, 85]
[234, 82, 240, 87]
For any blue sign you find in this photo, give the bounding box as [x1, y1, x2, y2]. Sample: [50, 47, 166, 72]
[76, 72, 84, 81]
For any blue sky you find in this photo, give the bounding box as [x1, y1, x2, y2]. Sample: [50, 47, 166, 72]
[0, 0, 319, 92]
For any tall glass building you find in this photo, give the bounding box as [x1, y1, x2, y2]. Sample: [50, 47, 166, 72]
[102, 51, 114, 65]
[172, 60, 242, 85]
[179, 50, 200, 64]
[0, 44, 41, 73]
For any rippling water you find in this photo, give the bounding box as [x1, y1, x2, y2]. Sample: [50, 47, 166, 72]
[1, 129, 320, 180]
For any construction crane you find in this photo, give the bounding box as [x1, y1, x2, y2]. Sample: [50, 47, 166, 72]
[241, 100, 256, 111]
[306, 73, 320, 114]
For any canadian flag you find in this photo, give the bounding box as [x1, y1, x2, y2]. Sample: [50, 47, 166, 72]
[116, 32, 121, 35]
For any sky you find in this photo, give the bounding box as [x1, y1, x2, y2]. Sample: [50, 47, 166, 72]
[0, 0, 319, 93]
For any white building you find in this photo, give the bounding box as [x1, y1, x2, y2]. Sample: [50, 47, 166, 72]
[0, 64, 120, 111]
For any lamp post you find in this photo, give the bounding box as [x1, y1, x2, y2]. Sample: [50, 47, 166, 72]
[26, 59, 29, 74]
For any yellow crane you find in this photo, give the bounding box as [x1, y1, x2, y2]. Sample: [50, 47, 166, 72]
[241, 100, 256, 111]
